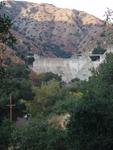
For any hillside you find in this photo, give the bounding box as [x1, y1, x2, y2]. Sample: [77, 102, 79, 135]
[3, 1, 110, 58]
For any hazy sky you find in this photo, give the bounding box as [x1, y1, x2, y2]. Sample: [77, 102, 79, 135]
[16, 0, 113, 19]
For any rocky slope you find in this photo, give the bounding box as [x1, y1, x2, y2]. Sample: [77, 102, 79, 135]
[3, 1, 110, 58]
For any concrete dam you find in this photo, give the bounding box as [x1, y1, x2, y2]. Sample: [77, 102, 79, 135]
[32, 53, 105, 82]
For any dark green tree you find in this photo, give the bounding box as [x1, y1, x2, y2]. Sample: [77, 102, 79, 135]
[12, 119, 68, 150]
[0, 2, 16, 67]
[67, 98, 113, 150]
[0, 3, 33, 121]
[0, 64, 33, 121]
[92, 46, 106, 54]
[0, 119, 15, 150]
[67, 53, 113, 150]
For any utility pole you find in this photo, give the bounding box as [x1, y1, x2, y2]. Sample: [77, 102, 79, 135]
[7, 94, 15, 122]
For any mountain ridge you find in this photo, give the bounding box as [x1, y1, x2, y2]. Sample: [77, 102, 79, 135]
[3, 1, 109, 59]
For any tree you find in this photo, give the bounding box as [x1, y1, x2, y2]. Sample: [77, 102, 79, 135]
[104, 8, 113, 24]
[67, 98, 113, 150]
[0, 2, 16, 67]
[28, 79, 61, 117]
[0, 3, 34, 121]
[12, 119, 68, 150]
[6, 64, 30, 79]
[67, 53, 113, 150]
[30, 72, 62, 86]
[0, 119, 15, 150]
[0, 64, 33, 121]
[92, 46, 106, 54]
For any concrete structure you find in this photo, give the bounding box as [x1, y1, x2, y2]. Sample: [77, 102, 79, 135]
[32, 47, 113, 82]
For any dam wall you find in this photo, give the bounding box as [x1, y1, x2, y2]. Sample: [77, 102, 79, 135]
[32, 46, 113, 82]
[33, 54, 98, 82]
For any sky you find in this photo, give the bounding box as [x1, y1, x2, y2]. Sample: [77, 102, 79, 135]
[16, 0, 113, 19]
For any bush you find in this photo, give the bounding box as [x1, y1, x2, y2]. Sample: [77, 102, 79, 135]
[67, 98, 113, 150]
[12, 120, 68, 150]
[43, 43, 72, 58]
[92, 46, 106, 54]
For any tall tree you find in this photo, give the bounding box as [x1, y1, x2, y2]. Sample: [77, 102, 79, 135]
[0, 2, 33, 121]
[67, 53, 113, 150]
[0, 2, 15, 67]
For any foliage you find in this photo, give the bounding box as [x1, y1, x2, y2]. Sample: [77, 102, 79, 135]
[1, 2, 113, 150]
[32, 72, 62, 86]
[29, 79, 62, 116]
[12, 119, 68, 150]
[0, 64, 33, 121]
[84, 53, 113, 101]
[92, 46, 106, 54]
[43, 43, 72, 58]
[0, 2, 16, 48]
[104, 8, 113, 24]
[52, 84, 83, 114]
[67, 98, 113, 150]
[6, 64, 30, 79]
[52, 96, 80, 115]
[67, 53, 113, 150]
[0, 119, 15, 150]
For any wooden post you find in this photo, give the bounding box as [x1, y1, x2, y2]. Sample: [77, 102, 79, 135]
[7, 94, 15, 122]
